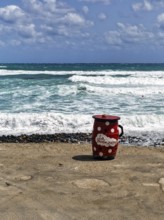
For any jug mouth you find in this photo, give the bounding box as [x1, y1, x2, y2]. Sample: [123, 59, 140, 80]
[92, 114, 120, 121]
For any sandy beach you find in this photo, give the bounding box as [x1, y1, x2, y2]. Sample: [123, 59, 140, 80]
[0, 142, 164, 220]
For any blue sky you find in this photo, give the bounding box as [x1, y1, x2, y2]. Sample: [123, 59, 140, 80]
[0, 0, 164, 63]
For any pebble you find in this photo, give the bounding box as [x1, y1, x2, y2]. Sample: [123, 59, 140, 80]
[159, 178, 164, 192]
[5, 182, 11, 186]
[142, 183, 159, 187]
[72, 178, 109, 189]
[15, 175, 32, 181]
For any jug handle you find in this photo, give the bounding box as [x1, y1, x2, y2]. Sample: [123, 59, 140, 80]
[118, 125, 124, 137]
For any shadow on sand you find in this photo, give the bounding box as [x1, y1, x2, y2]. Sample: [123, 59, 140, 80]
[72, 155, 94, 161]
[72, 155, 115, 161]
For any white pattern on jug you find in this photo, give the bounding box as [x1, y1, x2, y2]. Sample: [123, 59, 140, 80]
[95, 133, 118, 147]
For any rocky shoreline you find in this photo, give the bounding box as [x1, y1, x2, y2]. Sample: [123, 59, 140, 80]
[0, 133, 163, 146]
[0, 133, 92, 144]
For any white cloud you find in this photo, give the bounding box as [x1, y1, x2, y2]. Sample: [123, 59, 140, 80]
[132, 0, 153, 11]
[156, 31, 164, 46]
[157, 13, 164, 23]
[61, 13, 86, 26]
[143, 0, 153, 10]
[105, 31, 122, 47]
[98, 13, 107, 20]
[119, 23, 154, 43]
[132, 0, 164, 12]
[0, 5, 25, 23]
[17, 24, 39, 39]
[151, 0, 164, 7]
[105, 23, 154, 47]
[157, 13, 164, 29]
[24, 0, 93, 29]
[132, 3, 142, 11]
[0, 0, 93, 46]
[82, 6, 89, 14]
[10, 40, 21, 46]
[80, 0, 111, 4]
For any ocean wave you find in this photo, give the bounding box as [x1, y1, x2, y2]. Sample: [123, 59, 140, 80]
[57, 83, 164, 96]
[0, 69, 164, 77]
[0, 112, 163, 136]
[121, 115, 164, 146]
[121, 115, 164, 132]
[0, 113, 92, 135]
[69, 75, 164, 86]
[0, 69, 107, 76]
[0, 65, 7, 69]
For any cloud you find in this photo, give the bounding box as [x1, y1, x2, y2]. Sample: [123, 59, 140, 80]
[0, 5, 25, 23]
[61, 13, 86, 26]
[104, 31, 122, 47]
[17, 24, 39, 39]
[105, 23, 154, 47]
[98, 13, 107, 20]
[151, 0, 164, 7]
[157, 13, 164, 29]
[132, 0, 153, 11]
[0, 0, 93, 47]
[82, 6, 89, 14]
[23, 0, 59, 17]
[79, 0, 111, 4]
[132, 0, 164, 12]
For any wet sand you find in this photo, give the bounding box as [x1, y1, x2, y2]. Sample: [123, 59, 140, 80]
[0, 143, 164, 220]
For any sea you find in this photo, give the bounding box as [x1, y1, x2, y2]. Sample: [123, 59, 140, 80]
[0, 63, 163, 146]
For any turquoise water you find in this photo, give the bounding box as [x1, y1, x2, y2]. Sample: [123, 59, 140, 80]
[2, 63, 164, 71]
[0, 63, 163, 145]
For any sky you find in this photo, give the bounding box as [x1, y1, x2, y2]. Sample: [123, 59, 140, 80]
[0, 0, 164, 63]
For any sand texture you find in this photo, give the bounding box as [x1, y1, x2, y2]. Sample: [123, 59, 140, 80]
[0, 143, 164, 220]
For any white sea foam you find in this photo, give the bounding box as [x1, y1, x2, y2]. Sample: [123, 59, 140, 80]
[0, 113, 163, 140]
[0, 113, 92, 135]
[57, 85, 78, 96]
[0, 69, 164, 77]
[69, 75, 164, 86]
[76, 84, 164, 96]
[55, 83, 164, 98]
[121, 115, 164, 133]
[0, 69, 104, 76]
